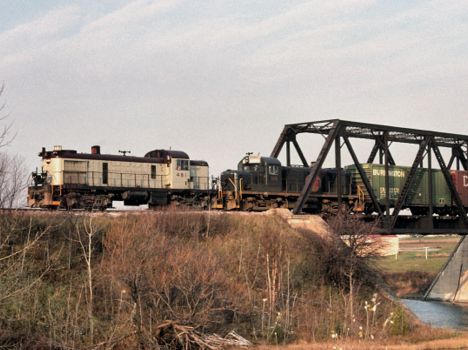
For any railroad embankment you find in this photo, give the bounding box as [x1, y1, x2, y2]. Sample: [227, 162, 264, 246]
[0, 210, 462, 349]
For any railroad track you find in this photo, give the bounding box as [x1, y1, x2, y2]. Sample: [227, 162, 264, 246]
[0, 207, 157, 216]
[0, 207, 226, 216]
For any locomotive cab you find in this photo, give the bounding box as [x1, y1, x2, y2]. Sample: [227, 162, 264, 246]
[237, 153, 282, 192]
[217, 153, 283, 210]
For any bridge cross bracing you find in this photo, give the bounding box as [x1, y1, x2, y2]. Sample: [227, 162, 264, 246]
[270, 119, 468, 234]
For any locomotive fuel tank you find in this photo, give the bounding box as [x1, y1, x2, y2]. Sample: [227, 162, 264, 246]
[122, 191, 148, 206]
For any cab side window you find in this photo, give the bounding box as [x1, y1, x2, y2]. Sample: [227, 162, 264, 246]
[176, 160, 189, 170]
[268, 165, 279, 175]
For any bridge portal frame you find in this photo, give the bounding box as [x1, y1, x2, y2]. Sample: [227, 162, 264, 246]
[270, 119, 468, 234]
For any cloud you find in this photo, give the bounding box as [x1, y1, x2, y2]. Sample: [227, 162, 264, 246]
[235, 0, 468, 95]
[2, 0, 468, 173]
[0, 5, 81, 66]
[81, 0, 178, 34]
[2, 0, 467, 99]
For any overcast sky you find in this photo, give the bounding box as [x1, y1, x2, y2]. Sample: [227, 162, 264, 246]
[1, 0, 468, 175]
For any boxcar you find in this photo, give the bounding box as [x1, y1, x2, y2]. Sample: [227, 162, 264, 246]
[345, 164, 452, 214]
[451, 170, 468, 207]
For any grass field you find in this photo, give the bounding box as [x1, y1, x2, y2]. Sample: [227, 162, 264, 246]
[374, 235, 462, 297]
[376, 236, 461, 274]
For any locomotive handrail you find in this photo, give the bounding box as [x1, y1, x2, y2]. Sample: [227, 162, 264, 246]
[41, 170, 211, 191]
[53, 170, 167, 188]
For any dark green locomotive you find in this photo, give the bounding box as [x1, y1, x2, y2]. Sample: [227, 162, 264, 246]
[216, 153, 465, 215]
[215, 153, 354, 212]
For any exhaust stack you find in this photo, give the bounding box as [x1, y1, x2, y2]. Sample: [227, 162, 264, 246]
[91, 145, 101, 155]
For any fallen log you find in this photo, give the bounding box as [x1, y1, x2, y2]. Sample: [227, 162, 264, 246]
[153, 321, 253, 349]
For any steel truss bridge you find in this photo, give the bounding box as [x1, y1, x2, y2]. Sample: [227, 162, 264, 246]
[271, 119, 468, 234]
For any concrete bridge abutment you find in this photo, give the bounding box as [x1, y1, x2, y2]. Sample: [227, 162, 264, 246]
[425, 236, 468, 303]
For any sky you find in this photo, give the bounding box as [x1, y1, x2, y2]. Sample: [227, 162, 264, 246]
[1, 0, 468, 176]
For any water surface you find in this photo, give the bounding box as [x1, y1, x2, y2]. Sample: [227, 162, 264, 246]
[402, 299, 468, 329]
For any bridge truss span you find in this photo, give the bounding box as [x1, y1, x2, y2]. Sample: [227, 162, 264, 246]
[270, 119, 468, 234]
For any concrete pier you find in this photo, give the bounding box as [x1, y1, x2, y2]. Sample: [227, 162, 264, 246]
[264, 209, 332, 238]
[425, 236, 468, 303]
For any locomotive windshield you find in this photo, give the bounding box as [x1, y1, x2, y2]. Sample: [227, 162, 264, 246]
[243, 164, 260, 172]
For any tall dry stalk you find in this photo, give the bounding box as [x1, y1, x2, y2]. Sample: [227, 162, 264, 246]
[76, 215, 98, 345]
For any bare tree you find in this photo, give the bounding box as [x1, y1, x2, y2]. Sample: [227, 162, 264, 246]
[0, 214, 51, 304]
[0, 83, 15, 148]
[0, 83, 28, 208]
[0, 153, 28, 208]
[327, 210, 383, 337]
[75, 215, 100, 345]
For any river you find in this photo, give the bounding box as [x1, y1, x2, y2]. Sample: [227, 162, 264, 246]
[402, 299, 468, 329]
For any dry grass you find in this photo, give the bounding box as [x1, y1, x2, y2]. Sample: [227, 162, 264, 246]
[0, 210, 459, 348]
[256, 332, 468, 349]
[257, 335, 468, 350]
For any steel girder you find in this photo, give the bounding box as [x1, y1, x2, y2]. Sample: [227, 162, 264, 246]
[390, 137, 431, 229]
[432, 144, 468, 223]
[343, 135, 383, 217]
[277, 119, 468, 147]
[447, 146, 468, 170]
[291, 120, 340, 214]
[271, 127, 308, 167]
[367, 137, 396, 165]
[270, 119, 468, 233]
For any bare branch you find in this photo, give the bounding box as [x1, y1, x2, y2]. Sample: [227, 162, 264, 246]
[0, 153, 28, 208]
[0, 223, 51, 262]
[0, 83, 15, 148]
[0, 265, 50, 303]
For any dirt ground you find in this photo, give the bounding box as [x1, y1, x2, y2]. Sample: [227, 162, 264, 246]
[255, 332, 468, 349]
[399, 236, 461, 247]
